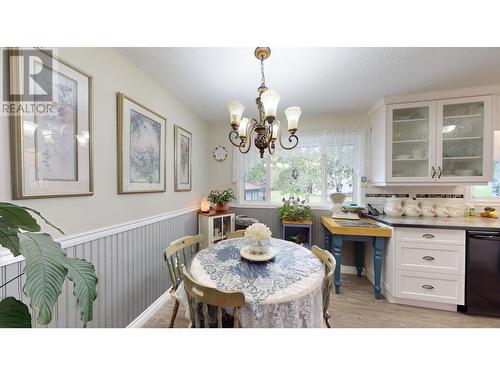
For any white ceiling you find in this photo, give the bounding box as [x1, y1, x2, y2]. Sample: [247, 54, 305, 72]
[118, 47, 500, 124]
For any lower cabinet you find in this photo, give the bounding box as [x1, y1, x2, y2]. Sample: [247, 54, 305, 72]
[384, 227, 466, 309]
[395, 270, 465, 305]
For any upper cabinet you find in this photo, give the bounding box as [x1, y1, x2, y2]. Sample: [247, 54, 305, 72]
[371, 95, 493, 185]
[436, 96, 492, 183]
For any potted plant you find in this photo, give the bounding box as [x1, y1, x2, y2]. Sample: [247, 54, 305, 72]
[208, 189, 235, 212]
[278, 196, 313, 221]
[0, 202, 98, 328]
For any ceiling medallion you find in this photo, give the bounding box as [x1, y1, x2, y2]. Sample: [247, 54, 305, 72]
[227, 47, 301, 158]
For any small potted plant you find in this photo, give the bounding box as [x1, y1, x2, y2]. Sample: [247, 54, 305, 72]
[278, 196, 313, 221]
[208, 188, 235, 213]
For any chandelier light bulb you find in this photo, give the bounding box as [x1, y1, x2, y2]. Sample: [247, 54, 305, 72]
[228, 100, 245, 126]
[271, 120, 279, 141]
[260, 89, 280, 123]
[239, 117, 249, 138]
[285, 106, 301, 132]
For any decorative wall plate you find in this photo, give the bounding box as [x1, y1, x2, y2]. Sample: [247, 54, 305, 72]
[213, 146, 227, 161]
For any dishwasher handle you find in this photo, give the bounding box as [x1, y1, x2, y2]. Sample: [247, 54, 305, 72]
[469, 231, 500, 240]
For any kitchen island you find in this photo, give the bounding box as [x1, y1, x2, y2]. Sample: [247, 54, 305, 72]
[321, 216, 392, 299]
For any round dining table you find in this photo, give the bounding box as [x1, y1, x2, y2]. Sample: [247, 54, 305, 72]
[177, 237, 325, 328]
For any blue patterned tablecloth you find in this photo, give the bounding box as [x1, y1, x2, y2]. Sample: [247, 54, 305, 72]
[179, 238, 324, 328]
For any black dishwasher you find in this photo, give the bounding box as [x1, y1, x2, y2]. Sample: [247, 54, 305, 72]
[464, 231, 500, 317]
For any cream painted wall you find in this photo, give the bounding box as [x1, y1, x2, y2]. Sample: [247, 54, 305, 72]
[0, 48, 209, 236]
[206, 112, 370, 193]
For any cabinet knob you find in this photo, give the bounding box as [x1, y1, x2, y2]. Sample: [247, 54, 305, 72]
[431, 166, 436, 178]
[422, 233, 435, 239]
[422, 255, 435, 261]
[437, 166, 443, 178]
[422, 284, 434, 290]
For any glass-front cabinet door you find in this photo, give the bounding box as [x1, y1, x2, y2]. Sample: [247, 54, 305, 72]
[387, 101, 436, 182]
[436, 96, 492, 183]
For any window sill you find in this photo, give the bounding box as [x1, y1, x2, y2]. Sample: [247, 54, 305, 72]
[234, 203, 332, 210]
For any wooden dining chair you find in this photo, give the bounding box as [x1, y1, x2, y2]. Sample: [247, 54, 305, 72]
[312, 245, 336, 328]
[163, 234, 203, 328]
[181, 265, 245, 328]
[226, 229, 245, 239]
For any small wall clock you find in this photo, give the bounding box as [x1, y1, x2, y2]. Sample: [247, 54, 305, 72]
[213, 146, 228, 161]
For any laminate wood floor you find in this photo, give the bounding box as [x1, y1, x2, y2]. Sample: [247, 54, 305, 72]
[143, 274, 500, 328]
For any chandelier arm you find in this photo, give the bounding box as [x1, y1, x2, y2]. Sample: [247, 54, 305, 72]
[228, 129, 243, 147]
[278, 133, 299, 150]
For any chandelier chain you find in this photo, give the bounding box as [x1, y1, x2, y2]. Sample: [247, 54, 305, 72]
[260, 58, 265, 88]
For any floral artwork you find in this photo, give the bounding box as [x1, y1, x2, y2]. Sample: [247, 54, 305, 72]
[179, 134, 190, 184]
[117, 93, 166, 193]
[34, 68, 78, 181]
[10, 48, 93, 199]
[174, 125, 192, 191]
[129, 110, 161, 184]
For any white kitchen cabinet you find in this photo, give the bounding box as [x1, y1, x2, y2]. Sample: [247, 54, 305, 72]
[436, 96, 493, 183]
[198, 212, 235, 249]
[387, 101, 436, 183]
[377, 226, 466, 309]
[371, 95, 493, 185]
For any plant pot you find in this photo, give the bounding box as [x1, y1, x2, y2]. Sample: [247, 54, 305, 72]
[215, 203, 230, 212]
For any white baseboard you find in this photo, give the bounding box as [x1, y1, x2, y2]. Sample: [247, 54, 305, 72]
[127, 291, 171, 328]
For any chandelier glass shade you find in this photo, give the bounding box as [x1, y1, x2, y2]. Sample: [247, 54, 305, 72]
[228, 47, 301, 158]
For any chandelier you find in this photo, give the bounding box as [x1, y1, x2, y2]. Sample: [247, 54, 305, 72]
[228, 47, 301, 158]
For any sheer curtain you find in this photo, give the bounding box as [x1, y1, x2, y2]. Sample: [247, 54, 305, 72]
[232, 126, 369, 204]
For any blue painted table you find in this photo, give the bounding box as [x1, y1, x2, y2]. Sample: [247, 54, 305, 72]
[320, 216, 392, 299]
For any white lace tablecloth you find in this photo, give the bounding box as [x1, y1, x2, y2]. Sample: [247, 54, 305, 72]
[176, 238, 324, 328]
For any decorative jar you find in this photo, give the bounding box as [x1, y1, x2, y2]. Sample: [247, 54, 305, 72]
[403, 200, 421, 217]
[420, 201, 436, 217]
[384, 196, 404, 217]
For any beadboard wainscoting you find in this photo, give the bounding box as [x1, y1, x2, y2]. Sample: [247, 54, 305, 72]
[0, 207, 198, 328]
[232, 207, 360, 267]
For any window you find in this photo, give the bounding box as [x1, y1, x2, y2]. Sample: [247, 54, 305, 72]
[469, 132, 500, 202]
[243, 153, 267, 201]
[236, 129, 367, 207]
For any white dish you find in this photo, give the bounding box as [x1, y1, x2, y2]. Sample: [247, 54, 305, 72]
[240, 245, 276, 262]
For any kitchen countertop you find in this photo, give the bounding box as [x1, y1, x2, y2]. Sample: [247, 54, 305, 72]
[367, 214, 500, 231]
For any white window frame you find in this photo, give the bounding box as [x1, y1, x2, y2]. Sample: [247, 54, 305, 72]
[236, 143, 362, 209]
[466, 184, 500, 205]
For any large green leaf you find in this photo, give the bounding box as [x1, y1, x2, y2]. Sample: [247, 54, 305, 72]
[0, 202, 64, 234]
[64, 258, 98, 327]
[20, 232, 67, 325]
[0, 226, 21, 256]
[0, 297, 32, 328]
[20, 205, 64, 235]
[0, 203, 40, 232]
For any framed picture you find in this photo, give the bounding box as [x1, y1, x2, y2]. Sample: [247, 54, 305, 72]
[117, 93, 166, 194]
[9, 48, 94, 199]
[174, 125, 192, 192]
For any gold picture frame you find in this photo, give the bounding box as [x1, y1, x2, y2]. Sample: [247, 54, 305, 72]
[117, 92, 167, 194]
[9, 48, 94, 199]
[174, 125, 192, 192]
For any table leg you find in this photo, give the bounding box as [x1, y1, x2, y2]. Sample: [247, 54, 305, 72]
[323, 225, 331, 252]
[372, 237, 385, 300]
[332, 236, 343, 294]
[355, 242, 364, 277]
